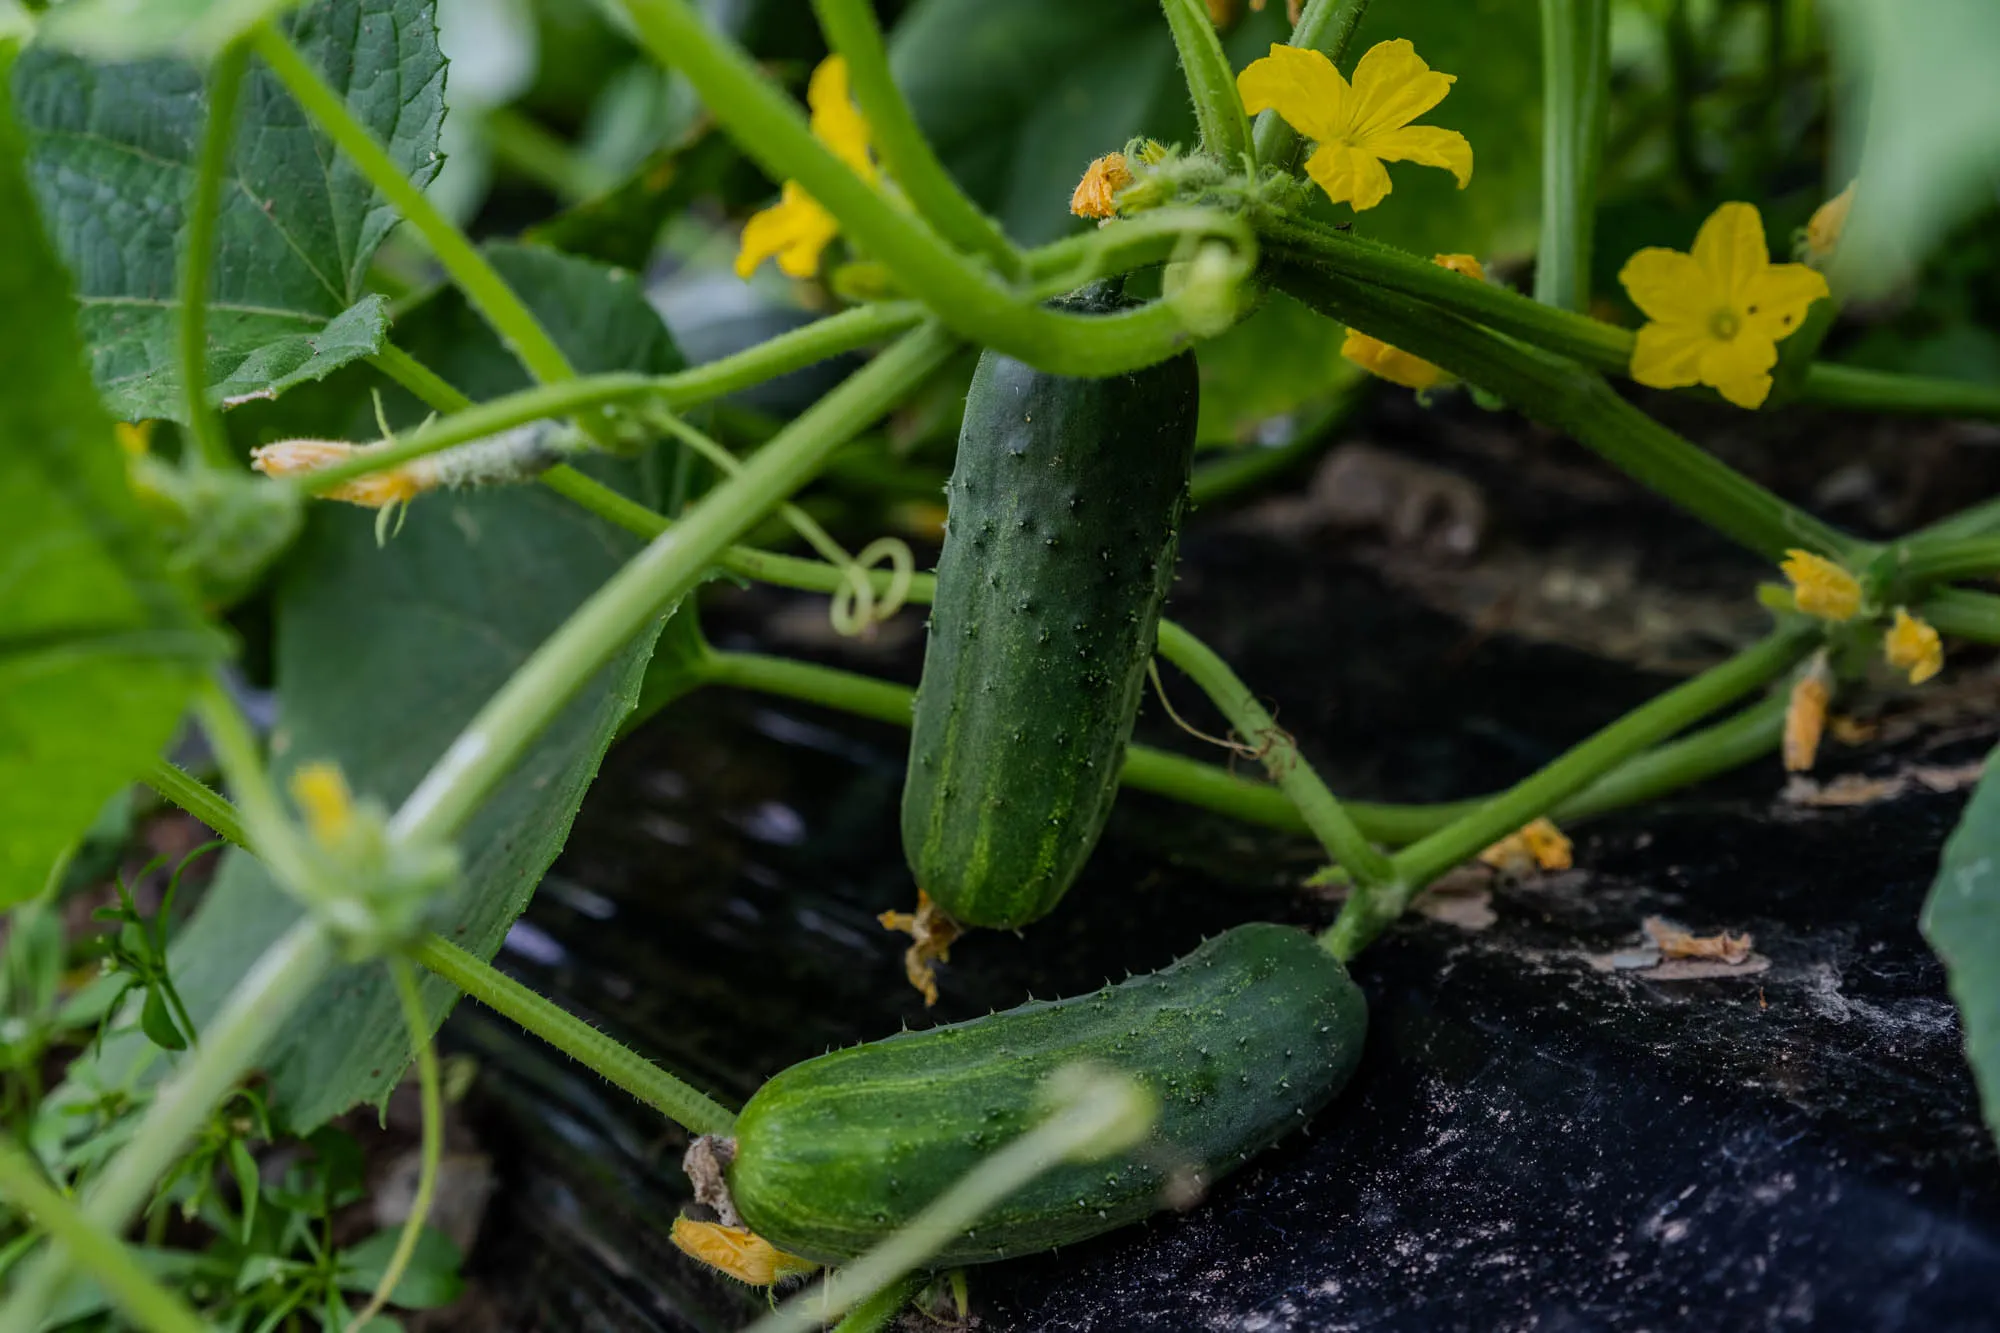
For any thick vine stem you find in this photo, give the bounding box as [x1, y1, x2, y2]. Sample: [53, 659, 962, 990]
[1885, 536, 2000, 588]
[1159, 0, 1254, 163]
[1536, 0, 1610, 311]
[0, 921, 337, 1333]
[390, 324, 958, 846]
[809, 0, 1020, 277]
[412, 936, 737, 1136]
[615, 0, 1211, 376]
[1324, 628, 1812, 958]
[1272, 258, 1861, 563]
[178, 38, 249, 466]
[1265, 216, 2000, 421]
[1919, 587, 2000, 644]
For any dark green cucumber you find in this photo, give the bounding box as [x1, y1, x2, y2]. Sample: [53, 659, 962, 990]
[903, 302, 1198, 929]
[728, 923, 1366, 1267]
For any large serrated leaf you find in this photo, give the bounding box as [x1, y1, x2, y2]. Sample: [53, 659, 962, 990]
[0, 66, 215, 910]
[11, 0, 444, 423]
[150, 245, 684, 1129]
[1921, 746, 2000, 1146]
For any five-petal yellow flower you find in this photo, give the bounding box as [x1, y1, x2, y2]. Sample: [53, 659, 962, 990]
[1618, 202, 1830, 409]
[1237, 39, 1473, 211]
[736, 56, 876, 280]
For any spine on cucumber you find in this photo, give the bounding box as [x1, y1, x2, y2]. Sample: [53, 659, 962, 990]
[727, 923, 1367, 1267]
[903, 293, 1199, 930]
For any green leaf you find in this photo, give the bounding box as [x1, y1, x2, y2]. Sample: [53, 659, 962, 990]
[1194, 292, 1359, 445]
[1921, 743, 2000, 1146]
[144, 245, 683, 1130]
[1824, 0, 2000, 294]
[11, 0, 445, 422]
[0, 72, 214, 911]
[36, 0, 306, 61]
[139, 985, 188, 1051]
[336, 1227, 464, 1309]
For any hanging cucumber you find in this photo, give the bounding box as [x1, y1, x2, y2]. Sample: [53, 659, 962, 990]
[902, 292, 1199, 931]
[723, 923, 1366, 1267]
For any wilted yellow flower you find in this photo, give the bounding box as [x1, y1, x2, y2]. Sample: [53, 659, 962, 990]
[250, 439, 433, 508]
[1341, 253, 1484, 389]
[1805, 182, 1855, 264]
[669, 1218, 818, 1287]
[1070, 152, 1135, 220]
[1779, 549, 1862, 622]
[1236, 39, 1472, 211]
[736, 56, 875, 280]
[1783, 660, 1833, 772]
[1883, 607, 1943, 684]
[1618, 202, 1830, 409]
[290, 761, 355, 845]
[1479, 817, 1572, 874]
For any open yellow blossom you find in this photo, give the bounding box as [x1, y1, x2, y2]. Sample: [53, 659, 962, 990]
[736, 56, 875, 280]
[1783, 658, 1833, 772]
[1237, 39, 1473, 211]
[1804, 182, 1856, 265]
[1779, 549, 1862, 622]
[670, 1217, 818, 1287]
[251, 439, 434, 508]
[1884, 607, 1943, 684]
[1618, 202, 1830, 409]
[1070, 152, 1135, 220]
[1341, 253, 1484, 389]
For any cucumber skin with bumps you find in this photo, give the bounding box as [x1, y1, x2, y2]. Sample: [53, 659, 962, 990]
[903, 331, 1198, 929]
[728, 923, 1367, 1267]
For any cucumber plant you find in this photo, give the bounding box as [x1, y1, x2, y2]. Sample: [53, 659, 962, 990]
[6, 0, 2000, 1329]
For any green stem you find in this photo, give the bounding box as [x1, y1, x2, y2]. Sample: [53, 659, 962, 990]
[1021, 206, 1253, 296]
[1918, 587, 2000, 644]
[809, 0, 1020, 276]
[178, 39, 249, 469]
[1535, 0, 1608, 311]
[411, 935, 735, 1136]
[1272, 257, 1858, 563]
[351, 959, 444, 1328]
[142, 759, 250, 850]
[1554, 689, 1784, 822]
[1885, 536, 2000, 587]
[389, 324, 956, 845]
[1159, 0, 1254, 163]
[1155, 622, 1399, 892]
[483, 104, 615, 203]
[0, 921, 336, 1333]
[1251, 0, 1375, 167]
[322, 304, 924, 492]
[250, 23, 578, 385]
[614, 0, 1202, 375]
[0, 1140, 210, 1333]
[829, 1276, 923, 1333]
[1325, 628, 1810, 957]
[191, 681, 318, 900]
[1796, 363, 2000, 419]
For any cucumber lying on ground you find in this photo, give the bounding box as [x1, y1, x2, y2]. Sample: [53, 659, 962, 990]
[902, 291, 1199, 931]
[726, 923, 1366, 1267]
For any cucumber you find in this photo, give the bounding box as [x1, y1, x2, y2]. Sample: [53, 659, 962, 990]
[903, 298, 1198, 929]
[727, 923, 1366, 1266]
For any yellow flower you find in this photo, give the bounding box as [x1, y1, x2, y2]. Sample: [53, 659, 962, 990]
[1783, 659, 1833, 772]
[1618, 202, 1830, 409]
[1779, 549, 1862, 622]
[1070, 152, 1135, 220]
[670, 1218, 818, 1287]
[290, 761, 355, 845]
[1341, 253, 1484, 389]
[1805, 182, 1855, 265]
[250, 439, 434, 508]
[1237, 39, 1473, 212]
[1884, 607, 1943, 684]
[1479, 817, 1573, 875]
[736, 56, 875, 280]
